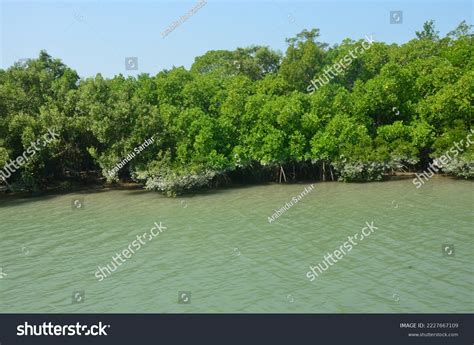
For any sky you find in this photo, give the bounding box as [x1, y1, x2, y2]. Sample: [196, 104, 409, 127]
[1, 0, 472, 78]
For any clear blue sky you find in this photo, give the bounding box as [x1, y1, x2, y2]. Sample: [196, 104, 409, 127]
[1, 0, 472, 78]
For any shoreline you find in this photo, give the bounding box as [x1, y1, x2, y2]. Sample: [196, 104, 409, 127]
[0, 172, 468, 200]
[0, 182, 142, 200]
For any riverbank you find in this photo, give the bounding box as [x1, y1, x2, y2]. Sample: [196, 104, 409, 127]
[0, 181, 142, 200]
[0, 170, 466, 200]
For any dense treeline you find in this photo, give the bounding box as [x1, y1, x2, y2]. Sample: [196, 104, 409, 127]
[0, 21, 472, 195]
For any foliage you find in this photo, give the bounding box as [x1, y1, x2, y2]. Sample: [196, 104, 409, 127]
[0, 21, 472, 194]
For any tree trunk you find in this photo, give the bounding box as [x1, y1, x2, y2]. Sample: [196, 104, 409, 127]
[279, 165, 287, 183]
[322, 161, 326, 182]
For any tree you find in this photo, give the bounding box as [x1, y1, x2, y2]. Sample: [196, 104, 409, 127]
[416, 20, 440, 40]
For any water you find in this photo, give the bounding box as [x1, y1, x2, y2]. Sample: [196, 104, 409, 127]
[0, 177, 472, 313]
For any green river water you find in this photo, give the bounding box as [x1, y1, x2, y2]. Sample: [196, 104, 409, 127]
[0, 177, 472, 313]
